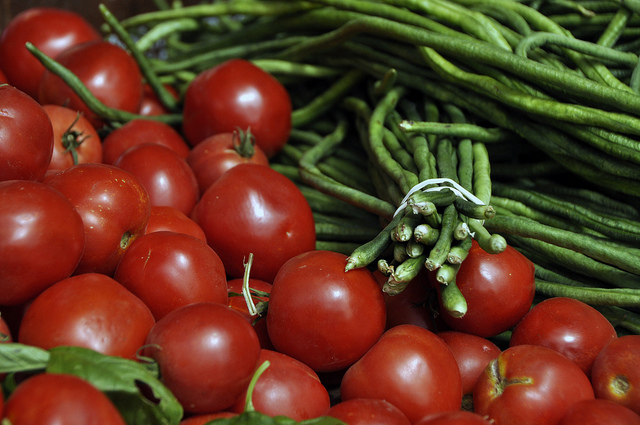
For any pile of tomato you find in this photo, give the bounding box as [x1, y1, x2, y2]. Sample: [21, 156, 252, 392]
[1, 6, 640, 425]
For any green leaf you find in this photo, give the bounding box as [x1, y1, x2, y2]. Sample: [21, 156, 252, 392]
[46, 346, 183, 425]
[0, 343, 50, 373]
[206, 411, 347, 425]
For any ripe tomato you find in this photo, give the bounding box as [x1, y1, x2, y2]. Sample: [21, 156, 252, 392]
[0, 7, 100, 98]
[0, 84, 53, 182]
[473, 344, 595, 425]
[374, 270, 435, 331]
[325, 398, 411, 425]
[0, 68, 8, 84]
[38, 40, 143, 128]
[509, 297, 617, 377]
[416, 411, 494, 425]
[0, 180, 84, 306]
[113, 143, 199, 216]
[46, 163, 151, 276]
[101, 119, 190, 165]
[18, 273, 155, 360]
[4, 373, 126, 425]
[144, 302, 261, 414]
[559, 399, 640, 425]
[267, 250, 386, 372]
[186, 131, 270, 196]
[227, 277, 273, 350]
[114, 231, 228, 320]
[145, 205, 206, 242]
[182, 59, 292, 157]
[42, 105, 102, 172]
[435, 240, 535, 338]
[190, 163, 316, 283]
[591, 335, 640, 415]
[138, 83, 179, 116]
[340, 324, 463, 423]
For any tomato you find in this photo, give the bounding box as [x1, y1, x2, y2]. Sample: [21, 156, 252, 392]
[0, 180, 84, 306]
[437, 330, 501, 395]
[144, 302, 261, 414]
[340, 324, 463, 423]
[415, 411, 494, 425]
[145, 205, 207, 242]
[0, 68, 8, 84]
[509, 297, 617, 377]
[190, 163, 315, 283]
[179, 412, 238, 425]
[325, 398, 411, 425]
[113, 143, 199, 216]
[0, 84, 53, 182]
[0, 7, 100, 98]
[591, 335, 640, 415]
[267, 250, 386, 372]
[559, 399, 640, 425]
[227, 277, 274, 350]
[42, 105, 102, 172]
[138, 84, 179, 117]
[4, 373, 126, 425]
[435, 240, 535, 338]
[38, 40, 143, 129]
[473, 344, 595, 425]
[182, 59, 292, 157]
[101, 119, 190, 165]
[114, 231, 228, 321]
[18, 273, 155, 360]
[46, 163, 151, 276]
[0, 314, 10, 342]
[230, 349, 331, 420]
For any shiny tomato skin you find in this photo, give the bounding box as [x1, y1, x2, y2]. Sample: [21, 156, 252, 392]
[591, 335, 640, 415]
[436, 240, 535, 338]
[182, 59, 292, 157]
[474, 344, 595, 425]
[416, 411, 494, 425]
[4, 373, 126, 425]
[101, 119, 190, 165]
[42, 104, 102, 171]
[114, 231, 228, 321]
[509, 297, 617, 377]
[0, 84, 54, 182]
[38, 40, 143, 128]
[145, 205, 207, 242]
[18, 273, 155, 360]
[46, 163, 151, 276]
[325, 398, 411, 425]
[0, 180, 84, 306]
[144, 302, 261, 414]
[267, 250, 386, 373]
[559, 399, 640, 425]
[113, 143, 199, 216]
[0, 7, 100, 98]
[340, 324, 463, 423]
[138, 84, 179, 117]
[191, 163, 315, 283]
[0, 68, 8, 84]
[227, 277, 273, 350]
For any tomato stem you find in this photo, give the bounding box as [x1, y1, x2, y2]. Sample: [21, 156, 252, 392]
[233, 128, 257, 158]
[243, 360, 270, 413]
[120, 231, 133, 250]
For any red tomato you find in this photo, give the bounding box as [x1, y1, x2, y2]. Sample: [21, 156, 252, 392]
[101, 119, 190, 165]
[227, 277, 274, 350]
[0, 7, 100, 98]
[145, 205, 207, 242]
[0, 180, 84, 306]
[18, 273, 155, 360]
[0, 314, 11, 342]
[416, 411, 494, 425]
[591, 335, 640, 415]
[0, 84, 53, 182]
[437, 330, 501, 395]
[474, 344, 595, 425]
[0, 68, 8, 84]
[138, 83, 179, 116]
[42, 105, 102, 171]
[230, 349, 331, 420]
[38, 40, 143, 129]
[144, 302, 261, 413]
[267, 250, 386, 373]
[509, 297, 617, 377]
[179, 412, 238, 425]
[113, 143, 199, 216]
[114, 231, 228, 320]
[340, 324, 463, 423]
[191, 163, 315, 283]
[435, 240, 535, 338]
[559, 399, 640, 425]
[186, 131, 269, 196]
[325, 398, 411, 425]
[182, 59, 292, 157]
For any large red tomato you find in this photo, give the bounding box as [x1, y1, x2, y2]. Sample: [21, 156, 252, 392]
[559, 399, 640, 425]
[0, 180, 84, 306]
[190, 163, 315, 283]
[473, 344, 595, 425]
[267, 250, 386, 373]
[145, 205, 207, 242]
[340, 324, 463, 423]
[325, 398, 411, 425]
[0, 7, 100, 98]
[182, 59, 292, 157]
[0, 84, 53, 182]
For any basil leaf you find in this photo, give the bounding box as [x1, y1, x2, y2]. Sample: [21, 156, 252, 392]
[0, 343, 50, 373]
[206, 411, 346, 425]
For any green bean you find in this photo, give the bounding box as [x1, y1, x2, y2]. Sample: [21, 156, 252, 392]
[596, 7, 632, 48]
[406, 239, 426, 257]
[447, 236, 473, 264]
[472, 142, 492, 205]
[426, 204, 458, 270]
[414, 223, 441, 246]
[392, 212, 422, 242]
[315, 222, 382, 242]
[440, 280, 468, 317]
[346, 211, 405, 271]
[535, 279, 640, 307]
[135, 18, 201, 53]
[400, 121, 514, 144]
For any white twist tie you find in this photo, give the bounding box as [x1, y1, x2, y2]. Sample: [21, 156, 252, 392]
[393, 177, 485, 218]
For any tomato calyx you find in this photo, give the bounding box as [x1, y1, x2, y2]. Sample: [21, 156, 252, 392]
[233, 128, 258, 158]
[61, 113, 93, 166]
[611, 374, 630, 397]
[486, 358, 533, 397]
[120, 231, 133, 250]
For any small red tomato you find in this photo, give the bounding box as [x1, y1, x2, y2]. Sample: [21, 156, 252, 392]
[325, 398, 411, 425]
[416, 411, 494, 425]
[145, 205, 207, 242]
[559, 399, 640, 425]
[227, 277, 273, 350]
[138, 84, 179, 116]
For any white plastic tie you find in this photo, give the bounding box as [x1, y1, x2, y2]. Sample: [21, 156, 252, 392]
[393, 177, 485, 218]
